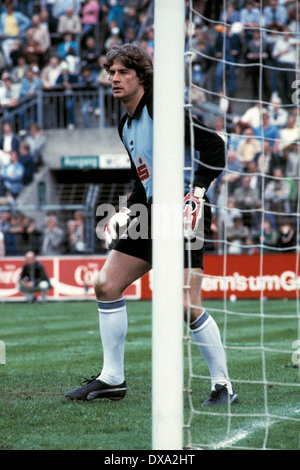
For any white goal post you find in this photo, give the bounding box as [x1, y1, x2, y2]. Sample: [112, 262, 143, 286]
[152, 0, 186, 450]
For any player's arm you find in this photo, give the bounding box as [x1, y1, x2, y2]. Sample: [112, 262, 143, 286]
[186, 114, 226, 190]
[183, 115, 225, 239]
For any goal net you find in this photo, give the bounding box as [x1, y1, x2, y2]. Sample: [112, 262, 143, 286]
[182, 0, 300, 450]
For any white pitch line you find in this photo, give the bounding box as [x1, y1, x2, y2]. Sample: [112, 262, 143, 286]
[212, 430, 249, 449]
[211, 419, 273, 450]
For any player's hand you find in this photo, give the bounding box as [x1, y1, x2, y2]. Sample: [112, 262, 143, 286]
[183, 187, 205, 239]
[104, 207, 131, 250]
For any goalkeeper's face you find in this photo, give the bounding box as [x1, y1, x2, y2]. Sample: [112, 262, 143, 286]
[109, 59, 144, 106]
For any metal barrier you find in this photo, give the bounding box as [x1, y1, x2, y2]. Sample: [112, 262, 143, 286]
[0, 85, 124, 132]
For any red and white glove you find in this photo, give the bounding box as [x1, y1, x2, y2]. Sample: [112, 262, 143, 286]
[104, 207, 131, 249]
[183, 187, 205, 239]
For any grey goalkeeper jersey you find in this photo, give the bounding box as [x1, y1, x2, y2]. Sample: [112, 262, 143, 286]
[118, 92, 225, 207]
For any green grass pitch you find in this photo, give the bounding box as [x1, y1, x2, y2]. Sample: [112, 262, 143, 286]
[0, 299, 299, 450]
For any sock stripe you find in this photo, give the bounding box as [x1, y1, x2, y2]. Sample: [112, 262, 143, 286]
[190, 310, 210, 332]
[98, 298, 125, 312]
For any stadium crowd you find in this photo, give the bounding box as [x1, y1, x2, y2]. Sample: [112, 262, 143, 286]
[0, 0, 299, 256]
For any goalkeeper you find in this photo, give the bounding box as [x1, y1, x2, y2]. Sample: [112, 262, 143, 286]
[65, 43, 238, 407]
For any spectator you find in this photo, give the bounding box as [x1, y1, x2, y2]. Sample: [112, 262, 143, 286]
[80, 35, 101, 76]
[227, 216, 250, 254]
[139, 35, 154, 61]
[101, 0, 128, 31]
[40, 2, 57, 34]
[0, 149, 10, 170]
[246, 160, 262, 194]
[189, 37, 213, 87]
[64, 46, 81, 74]
[0, 151, 25, 199]
[3, 212, 21, 255]
[104, 26, 123, 52]
[0, 72, 20, 109]
[19, 251, 51, 303]
[18, 141, 35, 185]
[57, 6, 82, 37]
[0, 229, 5, 256]
[219, 1, 240, 25]
[23, 28, 45, 67]
[0, 122, 20, 156]
[245, 29, 271, 102]
[218, 195, 243, 232]
[17, 215, 41, 255]
[233, 175, 260, 212]
[214, 116, 227, 143]
[97, 54, 111, 87]
[10, 55, 29, 84]
[79, 66, 98, 127]
[233, 174, 260, 227]
[6, 37, 24, 69]
[253, 110, 280, 154]
[81, 0, 100, 38]
[217, 149, 243, 196]
[236, 127, 261, 168]
[278, 218, 296, 252]
[281, 140, 299, 178]
[67, 210, 86, 253]
[263, 0, 288, 29]
[252, 218, 280, 253]
[145, 25, 154, 51]
[0, 0, 31, 67]
[228, 122, 243, 151]
[39, 6, 53, 35]
[31, 13, 51, 57]
[40, 54, 62, 88]
[272, 28, 297, 104]
[265, 166, 292, 213]
[213, 22, 243, 97]
[254, 140, 280, 178]
[240, 0, 260, 42]
[17, 0, 36, 18]
[41, 213, 65, 255]
[268, 95, 288, 129]
[279, 114, 298, 151]
[55, 60, 78, 129]
[19, 65, 43, 98]
[0, 210, 11, 233]
[240, 101, 264, 129]
[57, 32, 79, 60]
[123, 26, 137, 44]
[52, 0, 81, 19]
[25, 122, 47, 168]
[122, 6, 140, 38]
[265, 23, 282, 95]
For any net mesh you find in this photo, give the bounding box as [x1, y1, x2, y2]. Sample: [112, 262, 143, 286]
[184, 0, 300, 450]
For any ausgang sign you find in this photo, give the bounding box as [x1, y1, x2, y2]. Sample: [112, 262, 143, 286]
[61, 154, 131, 169]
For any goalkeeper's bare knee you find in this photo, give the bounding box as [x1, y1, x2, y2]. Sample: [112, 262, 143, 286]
[93, 269, 122, 301]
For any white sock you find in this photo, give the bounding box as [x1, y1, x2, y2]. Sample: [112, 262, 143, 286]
[190, 310, 233, 394]
[97, 298, 127, 386]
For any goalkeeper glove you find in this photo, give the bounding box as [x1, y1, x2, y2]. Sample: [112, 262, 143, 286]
[104, 207, 131, 249]
[183, 186, 205, 239]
